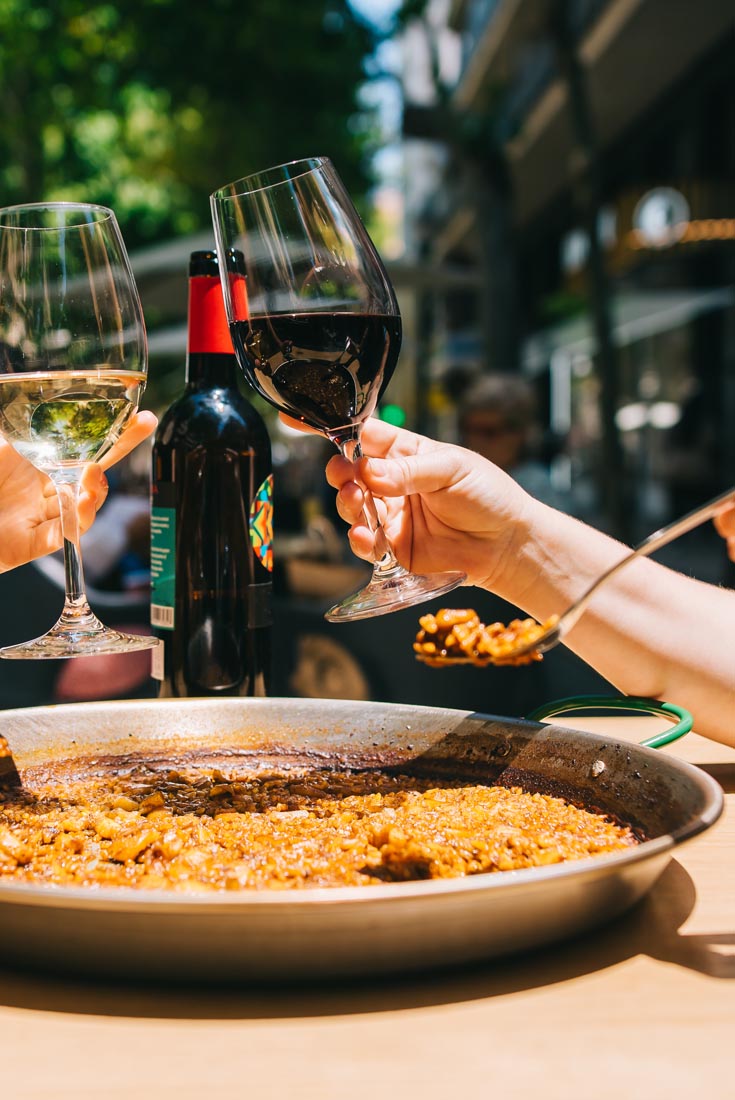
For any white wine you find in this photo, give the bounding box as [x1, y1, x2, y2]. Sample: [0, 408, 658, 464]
[0, 370, 145, 470]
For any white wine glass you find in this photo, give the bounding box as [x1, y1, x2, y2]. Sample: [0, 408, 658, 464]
[210, 157, 466, 621]
[0, 201, 157, 658]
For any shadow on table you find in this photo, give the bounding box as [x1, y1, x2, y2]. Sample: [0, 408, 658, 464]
[0, 858, 732, 1020]
[699, 763, 735, 794]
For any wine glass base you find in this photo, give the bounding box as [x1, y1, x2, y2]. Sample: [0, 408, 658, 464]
[324, 569, 466, 623]
[0, 621, 159, 660]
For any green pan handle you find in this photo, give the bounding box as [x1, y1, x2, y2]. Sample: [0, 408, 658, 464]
[525, 695, 693, 749]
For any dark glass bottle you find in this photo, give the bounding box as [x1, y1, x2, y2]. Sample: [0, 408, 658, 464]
[150, 249, 273, 696]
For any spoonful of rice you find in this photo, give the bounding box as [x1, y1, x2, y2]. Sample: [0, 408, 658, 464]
[415, 483, 735, 669]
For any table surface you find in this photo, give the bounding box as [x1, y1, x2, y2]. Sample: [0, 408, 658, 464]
[1, 715, 733, 1100]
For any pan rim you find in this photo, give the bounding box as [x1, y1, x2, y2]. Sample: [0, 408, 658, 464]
[0, 696, 723, 912]
[0, 832, 679, 911]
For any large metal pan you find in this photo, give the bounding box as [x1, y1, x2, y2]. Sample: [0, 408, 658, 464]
[0, 697, 723, 982]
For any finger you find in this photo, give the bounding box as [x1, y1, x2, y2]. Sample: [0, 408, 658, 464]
[77, 489, 100, 534]
[280, 413, 424, 457]
[356, 447, 470, 499]
[278, 413, 321, 436]
[357, 417, 405, 457]
[81, 465, 109, 512]
[98, 411, 158, 471]
[43, 491, 61, 522]
[78, 467, 109, 531]
[334, 480, 390, 565]
[346, 525, 379, 562]
[326, 453, 358, 490]
[358, 417, 430, 459]
[335, 482, 361, 524]
[42, 475, 58, 502]
[334, 484, 389, 530]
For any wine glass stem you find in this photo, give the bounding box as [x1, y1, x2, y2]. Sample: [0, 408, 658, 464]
[53, 474, 96, 627]
[339, 437, 403, 578]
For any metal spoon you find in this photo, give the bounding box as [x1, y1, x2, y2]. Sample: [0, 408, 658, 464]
[418, 484, 735, 667]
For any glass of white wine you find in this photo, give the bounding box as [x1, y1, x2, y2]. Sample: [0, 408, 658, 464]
[0, 201, 157, 658]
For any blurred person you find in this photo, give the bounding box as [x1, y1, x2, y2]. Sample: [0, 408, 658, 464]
[315, 415, 735, 748]
[457, 372, 571, 511]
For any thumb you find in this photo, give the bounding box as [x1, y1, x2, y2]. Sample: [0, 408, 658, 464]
[359, 448, 466, 499]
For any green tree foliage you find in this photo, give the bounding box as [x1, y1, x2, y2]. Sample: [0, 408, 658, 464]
[0, 0, 377, 245]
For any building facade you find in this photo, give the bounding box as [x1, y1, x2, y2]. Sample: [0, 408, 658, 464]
[400, 0, 735, 556]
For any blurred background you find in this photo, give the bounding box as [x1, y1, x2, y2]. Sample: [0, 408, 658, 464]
[0, 0, 733, 713]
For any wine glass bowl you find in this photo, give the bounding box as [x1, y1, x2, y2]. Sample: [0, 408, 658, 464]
[0, 201, 157, 658]
[211, 157, 465, 620]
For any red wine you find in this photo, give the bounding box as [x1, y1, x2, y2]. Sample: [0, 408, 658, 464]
[230, 312, 401, 439]
[151, 250, 273, 697]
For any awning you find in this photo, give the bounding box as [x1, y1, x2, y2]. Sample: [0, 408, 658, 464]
[523, 286, 735, 374]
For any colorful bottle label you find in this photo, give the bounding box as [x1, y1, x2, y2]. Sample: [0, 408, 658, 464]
[151, 476, 273, 631]
[150, 505, 176, 629]
[250, 474, 274, 572]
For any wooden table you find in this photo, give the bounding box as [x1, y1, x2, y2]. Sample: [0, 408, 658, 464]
[1, 716, 733, 1100]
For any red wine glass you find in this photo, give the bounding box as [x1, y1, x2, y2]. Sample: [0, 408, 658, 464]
[211, 157, 465, 621]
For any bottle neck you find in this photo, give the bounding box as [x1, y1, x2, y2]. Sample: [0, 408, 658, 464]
[186, 274, 239, 388]
[186, 351, 240, 388]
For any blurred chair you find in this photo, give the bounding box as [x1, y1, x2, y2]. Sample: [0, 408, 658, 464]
[0, 558, 154, 710]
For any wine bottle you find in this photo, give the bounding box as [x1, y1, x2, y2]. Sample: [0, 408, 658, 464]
[150, 249, 273, 696]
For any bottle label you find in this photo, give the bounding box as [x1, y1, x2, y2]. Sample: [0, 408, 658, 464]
[250, 474, 274, 572]
[150, 505, 176, 630]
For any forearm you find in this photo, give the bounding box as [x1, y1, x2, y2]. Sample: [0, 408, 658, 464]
[491, 501, 735, 746]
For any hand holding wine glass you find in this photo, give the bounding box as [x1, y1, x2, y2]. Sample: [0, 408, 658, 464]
[210, 157, 465, 620]
[0, 411, 156, 574]
[0, 202, 157, 658]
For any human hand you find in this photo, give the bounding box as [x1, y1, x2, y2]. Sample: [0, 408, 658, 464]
[0, 410, 157, 574]
[322, 417, 537, 591]
[713, 502, 735, 563]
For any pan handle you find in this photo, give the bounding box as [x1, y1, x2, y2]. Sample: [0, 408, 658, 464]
[525, 695, 693, 749]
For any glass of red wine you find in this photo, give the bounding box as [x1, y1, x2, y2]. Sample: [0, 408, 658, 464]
[210, 157, 465, 621]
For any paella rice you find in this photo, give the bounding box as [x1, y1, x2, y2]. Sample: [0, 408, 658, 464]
[0, 751, 638, 891]
[414, 608, 559, 667]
